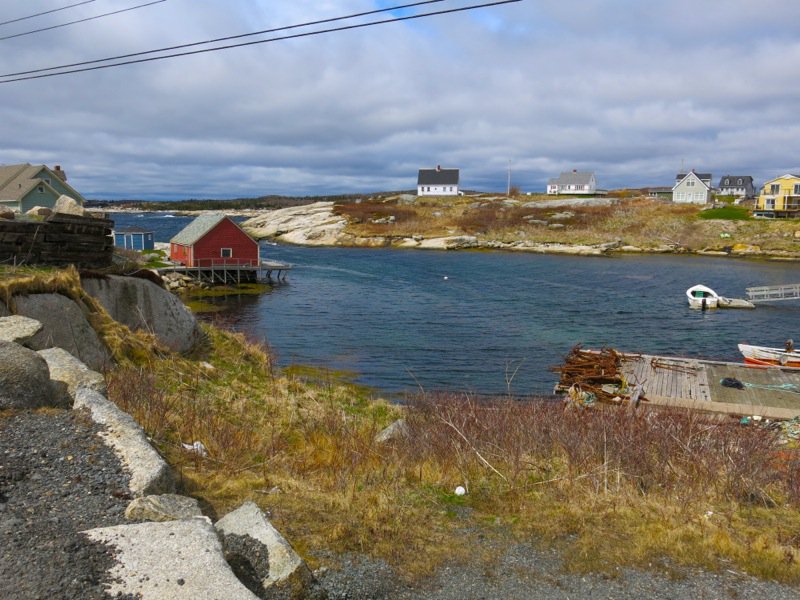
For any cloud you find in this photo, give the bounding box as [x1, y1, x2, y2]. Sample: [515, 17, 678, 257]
[0, 0, 799, 198]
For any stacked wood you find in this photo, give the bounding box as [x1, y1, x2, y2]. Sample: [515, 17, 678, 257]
[0, 213, 113, 268]
[550, 345, 630, 405]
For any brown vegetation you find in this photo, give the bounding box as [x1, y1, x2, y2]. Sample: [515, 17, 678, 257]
[332, 195, 800, 253]
[101, 324, 800, 582]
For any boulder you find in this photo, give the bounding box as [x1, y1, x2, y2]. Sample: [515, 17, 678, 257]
[83, 518, 260, 600]
[418, 235, 479, 250]
[52, 194, 86, 216]
[0, 207, 14, 220]
[37, 347, 106, 399]
[81, 274, 203, 354]
[125, 494, 203, 522]
[13, 293, 112, 371]
[0, 315, 43, 344]
[375, 418, 409, 444]
[242, 202, 347, 246]
[74, 387, 175, 496]
[215, 502, 323, 599]
[0, 341, 57, 409]
[25, 206, 53, 218]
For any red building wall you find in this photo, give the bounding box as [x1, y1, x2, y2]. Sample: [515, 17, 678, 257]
[171, 218, 259, 267]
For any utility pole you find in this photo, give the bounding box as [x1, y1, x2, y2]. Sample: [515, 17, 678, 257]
[507, 159, 511, 197]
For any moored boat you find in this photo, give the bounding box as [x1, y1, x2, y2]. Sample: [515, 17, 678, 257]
[738, 343, 800, 368]
[686, 284, 719, 309]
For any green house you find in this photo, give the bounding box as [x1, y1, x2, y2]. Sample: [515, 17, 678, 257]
[0, 163, 87, 213]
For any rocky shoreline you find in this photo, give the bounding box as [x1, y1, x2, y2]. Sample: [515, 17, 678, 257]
[92, 201, 800, 260]
[239, 202, 800, 261]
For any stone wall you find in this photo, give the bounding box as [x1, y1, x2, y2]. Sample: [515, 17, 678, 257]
[0, 213, 113, 268]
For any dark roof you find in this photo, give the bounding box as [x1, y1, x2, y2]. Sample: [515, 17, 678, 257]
[718, 175, 753, 186]
[547, 171, 595, 186]
[676, 172, 711, 182]
[170, 213, 227, 246]
[418, 168, 459, 186]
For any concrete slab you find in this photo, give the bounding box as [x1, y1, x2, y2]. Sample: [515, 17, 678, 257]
[84, 518, 259, 599]
[74, 387, 175, 496]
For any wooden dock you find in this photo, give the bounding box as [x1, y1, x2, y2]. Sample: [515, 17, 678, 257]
[618, 353, 800, 420]
[158, 259, 292, 285]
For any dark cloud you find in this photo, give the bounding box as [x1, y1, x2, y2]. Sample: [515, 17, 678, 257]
[1, 0, 799, 198]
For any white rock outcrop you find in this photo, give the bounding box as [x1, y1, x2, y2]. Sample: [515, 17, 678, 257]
[242, 202, 347, 246]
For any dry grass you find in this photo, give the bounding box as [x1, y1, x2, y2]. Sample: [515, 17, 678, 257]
[333, 196, 800, 252]
[103, 323, 800, 582]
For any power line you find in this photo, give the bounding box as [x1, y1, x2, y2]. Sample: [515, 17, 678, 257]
[0, 0, 167, 42]
[0, 1, 98, 28]
[0, 0, 522, 84]
[1, 0, 448, 78]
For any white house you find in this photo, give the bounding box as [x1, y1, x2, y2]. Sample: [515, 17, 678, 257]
[717, 175, 755, 200]
[672, 171, 712, 204]
[547, 170, 597, 195]
[417, 166, 460, 196]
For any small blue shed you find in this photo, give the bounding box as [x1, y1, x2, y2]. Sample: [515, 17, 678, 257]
[114, 227, 155, 251]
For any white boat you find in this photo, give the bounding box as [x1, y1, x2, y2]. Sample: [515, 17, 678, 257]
[686, 284, 719, 309]
[686, 285, 755, 309]
[738, 343, 800, 368]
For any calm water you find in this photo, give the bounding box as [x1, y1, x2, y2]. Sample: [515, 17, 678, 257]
[113, 212, 800, 397]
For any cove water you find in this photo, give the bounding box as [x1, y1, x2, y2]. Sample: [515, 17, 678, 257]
[112, 212, 800, 397]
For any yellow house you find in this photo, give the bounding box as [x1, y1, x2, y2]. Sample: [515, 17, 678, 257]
[755, 174, 800, 218]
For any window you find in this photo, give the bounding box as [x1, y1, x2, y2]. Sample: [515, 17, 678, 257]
[771, 184, 780, 194]
[220, 248, 232, 258]
[794, 184, 800, 195]
[737, 179, 742, 185]
[766, 198, 776, 209]
[686, 179, 695, 187]
[37, 185, 44, 193]
[724, 179, 730, 185]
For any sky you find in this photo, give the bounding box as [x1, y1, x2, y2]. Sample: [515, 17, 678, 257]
[2, 0, 800, 200]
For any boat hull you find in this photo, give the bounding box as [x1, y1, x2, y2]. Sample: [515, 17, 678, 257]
[738, 344, 800, 368]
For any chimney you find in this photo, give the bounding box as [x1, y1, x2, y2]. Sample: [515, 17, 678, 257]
[53, 165, 67, 181]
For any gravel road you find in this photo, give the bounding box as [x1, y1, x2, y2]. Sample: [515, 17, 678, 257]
[0, 409, 137, 600]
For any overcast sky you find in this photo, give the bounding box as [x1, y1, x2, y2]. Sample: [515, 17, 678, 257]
[2, 0, 800, 199]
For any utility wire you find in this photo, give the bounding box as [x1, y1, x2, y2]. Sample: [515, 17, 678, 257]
[0, 1, 98, 28]
[0, 0, 522, 84]
[1, 0, 447, 78]
[0, 0, 519, 82]
[0, 0, 167, 42]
